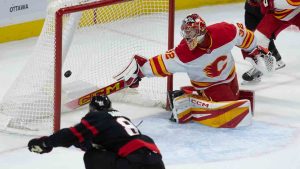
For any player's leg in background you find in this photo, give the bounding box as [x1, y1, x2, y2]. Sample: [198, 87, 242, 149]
[244, 1, 262, 31]
[255, 14, 289, 69]
[293, 14, 300, 29]
[289, 13, 300, 32]
[242, 9, 287, 83]
[268, 38, 285, 70]
[242, 2, 264, 83]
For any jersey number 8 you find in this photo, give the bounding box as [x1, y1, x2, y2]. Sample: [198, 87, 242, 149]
[116, 117, 140, 136]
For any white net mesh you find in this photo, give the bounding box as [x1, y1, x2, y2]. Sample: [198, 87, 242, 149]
[0, 0, 171, 135]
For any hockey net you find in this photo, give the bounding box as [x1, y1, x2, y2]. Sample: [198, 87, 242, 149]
[0, 0, 174, 135]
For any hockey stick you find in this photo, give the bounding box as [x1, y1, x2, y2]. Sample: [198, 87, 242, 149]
[65, 56, 140, 109]
[65, 80, 127, 109]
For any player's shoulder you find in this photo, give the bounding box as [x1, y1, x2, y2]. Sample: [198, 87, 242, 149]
[175, 39, 198, 63]
[176, 39, 189, 53]
[207, 22, 237, 36]
[87, 110, 128, 121]
[84, 110, 113, 121]
[207, 22, 237, 46]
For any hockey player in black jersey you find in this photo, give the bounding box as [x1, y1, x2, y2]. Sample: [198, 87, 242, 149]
[243, 0, 285, 83]
[28, 95, 165, 169]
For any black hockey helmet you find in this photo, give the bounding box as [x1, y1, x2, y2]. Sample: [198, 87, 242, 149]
[89, 95, 112, 112]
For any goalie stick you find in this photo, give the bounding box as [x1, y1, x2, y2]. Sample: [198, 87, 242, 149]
[65, 56, 141, 110]
[65, 80, 126, 109]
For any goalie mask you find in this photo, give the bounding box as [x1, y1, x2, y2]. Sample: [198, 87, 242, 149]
[89, 95, 112, 112]
[181, 14, 207, 50]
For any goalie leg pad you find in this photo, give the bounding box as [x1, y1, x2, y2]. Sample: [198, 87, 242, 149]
[172, 94, 253, 128]
[171, 94, 192, 123]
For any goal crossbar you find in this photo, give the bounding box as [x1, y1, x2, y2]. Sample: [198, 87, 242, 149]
[53, 0, 175, 132]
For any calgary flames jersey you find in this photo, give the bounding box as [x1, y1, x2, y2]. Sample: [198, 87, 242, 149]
[273, 0, 300, 21]
[141, 22, 257, 90]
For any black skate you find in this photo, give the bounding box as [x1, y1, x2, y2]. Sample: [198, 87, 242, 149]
[241, 67, 263, 84]
[242, 59, 286, 85]
[275, 60, 286, 70]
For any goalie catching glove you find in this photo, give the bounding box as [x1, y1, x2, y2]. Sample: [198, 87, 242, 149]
[242, 45, 276, 74]
[28, 136, 53, 154]
[114, 55, 147, 88]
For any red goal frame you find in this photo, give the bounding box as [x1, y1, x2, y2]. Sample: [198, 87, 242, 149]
[54, 0, 175, 131]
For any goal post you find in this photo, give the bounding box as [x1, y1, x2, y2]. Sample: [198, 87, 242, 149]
[0, 0, 174, 135]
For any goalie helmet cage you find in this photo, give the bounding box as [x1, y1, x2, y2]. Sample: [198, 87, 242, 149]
[0, 0, 174, 135]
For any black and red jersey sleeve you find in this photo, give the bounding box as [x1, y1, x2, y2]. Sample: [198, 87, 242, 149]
[44, 111, 161, 156]
[45, 112, 108, 148]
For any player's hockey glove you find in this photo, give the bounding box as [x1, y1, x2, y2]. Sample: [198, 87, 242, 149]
[242, 45, 276, 74]
[114, 55, 146, 88]
[28, 136, 53, 154]
[74, 141, 93, 151]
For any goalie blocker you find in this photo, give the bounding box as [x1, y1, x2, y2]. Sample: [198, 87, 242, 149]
[169, 87, 254, 128]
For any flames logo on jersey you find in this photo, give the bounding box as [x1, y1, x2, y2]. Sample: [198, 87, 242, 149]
[204, 55, 227, 78]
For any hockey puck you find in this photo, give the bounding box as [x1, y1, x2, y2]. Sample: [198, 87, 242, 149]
[64, 70, 72, 78]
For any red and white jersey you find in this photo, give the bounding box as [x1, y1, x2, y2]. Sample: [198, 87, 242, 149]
[273, 0, 300, 21]
[141, 22, 257, 90]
